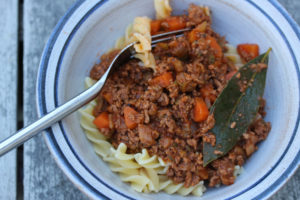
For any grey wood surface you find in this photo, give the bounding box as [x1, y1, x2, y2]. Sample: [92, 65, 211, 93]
[0, 0, 18, 199]
[0, 0, 298, 199]
[23, 0, 87, 200]
[19, 0, 300, 199]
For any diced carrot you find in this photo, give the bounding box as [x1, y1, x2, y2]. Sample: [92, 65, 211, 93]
[164, 16, 186, 31]
[237, 44, 259, 61]
[152, 16, 186, 34]
[189, 28, 199, 43]
[188, 22, 207, 43]
[149, 72, 173, 88]
[225, 70, 237, 81]
[198, 168, 209, 179]
[93, 112, 110, 129]
[102, 92, 113, 104]
[193, 97, 209, 122]
[206, 36, 223, 58]
[124, 106, 138, 129]
[151, 20, 162, 35]
[200, 85, 216, 103]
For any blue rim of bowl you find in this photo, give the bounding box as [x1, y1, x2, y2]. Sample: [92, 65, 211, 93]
[36, 0, 300, 199]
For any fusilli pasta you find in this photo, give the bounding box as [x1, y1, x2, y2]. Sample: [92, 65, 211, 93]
[225, 44, 243, 68]
[114, 17, 156, 71]
[154, 0, 172, 19]
[159, 175, 206, 196]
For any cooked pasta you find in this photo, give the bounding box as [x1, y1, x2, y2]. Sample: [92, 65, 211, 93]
[132, 17, 156, 71]
[105, 143, 161, 192]
[132, 17, 152, 52]
[133, 51, 156, 69]
[114, 17, 156, 71]
[159, 175, 206, 196]
[234, 165, 243, 177]
[114, 24, 133, 49]
[225, 44, 243, 68]
[154, 0, 172, 19]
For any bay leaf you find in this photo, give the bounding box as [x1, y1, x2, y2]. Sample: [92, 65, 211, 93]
[203, 49, 271, 166]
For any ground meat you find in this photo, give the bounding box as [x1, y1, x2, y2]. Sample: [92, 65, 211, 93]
[93, 95, 105, 117]
[168, 57, 185, 73]
[157, 109, 177, 133]
[211, 157, 235, 185]
[138, 124, 157, 146]
[169, 37, 190, 59]
[242, 118, 271, 157]
[99, 128, 113, 138]
[251, 119, 271, 141]
[172, 94, 194, 122]
[187, 138, 198, 150]
[187, 4, 211, 26]
[228, 145, 246, 166]
[176, 72, 197, 92]
[202, 132, 216, 147]
[143, 85, 162, 102]
[196, 114, 215, 137]
[159, 136, 173, 149]
[153, 36, 191, 61]
[208, 170, 221, 187]
[167, 83, 179, 100]
[90, 50, 120, 80]
[111, 114, 126, 130]
[158, 93, 170, 106]
[155, 60, 173, 75]
[89, 4, 271, 189]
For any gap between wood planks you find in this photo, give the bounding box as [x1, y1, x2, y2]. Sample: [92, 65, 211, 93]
[17, 0, 24, 199]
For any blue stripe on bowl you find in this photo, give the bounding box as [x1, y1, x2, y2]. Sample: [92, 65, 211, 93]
[51, 1, 135, 199]
[253, 0, 300, 199]
[37, 0, 300, 199]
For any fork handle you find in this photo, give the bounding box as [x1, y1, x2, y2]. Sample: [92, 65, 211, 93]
[0, 27, 192, 156]
[0, 76, 104, 156]
[0, 40, 131, 157]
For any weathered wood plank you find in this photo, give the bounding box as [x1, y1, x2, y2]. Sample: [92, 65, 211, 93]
[23, 0, 88, 199]
[21, 0, 300, 200]
[0, 0, 18, 199]
[278, 0, 300, 23]
[270, 1, 300, 199]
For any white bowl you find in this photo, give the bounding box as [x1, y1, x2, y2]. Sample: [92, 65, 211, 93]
[36, 0, 300, 199]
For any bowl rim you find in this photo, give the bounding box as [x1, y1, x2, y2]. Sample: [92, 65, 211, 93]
[36, 0, 300, 199]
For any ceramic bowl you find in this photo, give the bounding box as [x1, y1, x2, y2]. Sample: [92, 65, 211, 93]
[36, 0, 300, 199]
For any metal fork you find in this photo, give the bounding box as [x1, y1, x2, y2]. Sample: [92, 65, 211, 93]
[0, 27, 191, 156]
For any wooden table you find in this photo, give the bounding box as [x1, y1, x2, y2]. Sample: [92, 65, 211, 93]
[0, 0, 299, 199]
